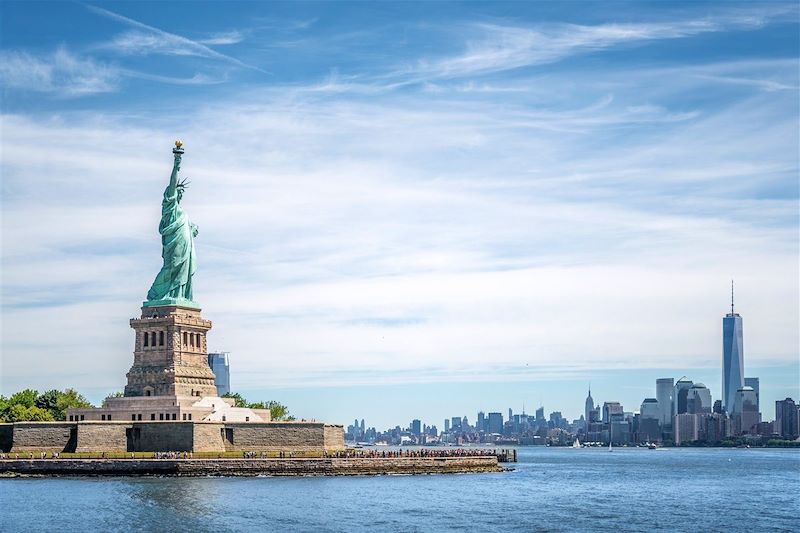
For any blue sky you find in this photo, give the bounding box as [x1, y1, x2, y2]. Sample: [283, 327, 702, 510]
[1, 1, 798, 429]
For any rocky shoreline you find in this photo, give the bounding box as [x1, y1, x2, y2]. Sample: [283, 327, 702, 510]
[0, 456, 507, 477]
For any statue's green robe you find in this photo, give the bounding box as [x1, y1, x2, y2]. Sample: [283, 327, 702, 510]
[146, 182, 196, 302]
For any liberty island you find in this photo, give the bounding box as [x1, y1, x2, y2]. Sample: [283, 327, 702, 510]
[0, 142, 506, 476]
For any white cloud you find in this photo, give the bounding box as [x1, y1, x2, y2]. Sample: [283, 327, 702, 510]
[198, 30, 246, 46]
[0, 47, 119, 96]
[1, 52, 797, 395]
[86, 4, 261, 71]
[395, 12, 778, 81]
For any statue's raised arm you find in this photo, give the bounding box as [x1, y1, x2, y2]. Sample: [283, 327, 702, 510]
[144, 140, 199, 309]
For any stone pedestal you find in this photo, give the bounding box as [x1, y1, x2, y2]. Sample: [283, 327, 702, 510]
[125, 305, 218, 397]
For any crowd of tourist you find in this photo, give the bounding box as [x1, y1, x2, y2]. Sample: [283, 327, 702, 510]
[324, 448, 510, 459]
[1, 448, 512, 460]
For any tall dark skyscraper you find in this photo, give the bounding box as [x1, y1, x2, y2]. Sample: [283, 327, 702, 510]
[207, 352, 231, 396]
[584, 387, 594, 425]
[722, 281, 744, 413]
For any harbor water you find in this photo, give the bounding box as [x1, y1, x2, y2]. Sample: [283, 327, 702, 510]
[1, 447, 797, 532]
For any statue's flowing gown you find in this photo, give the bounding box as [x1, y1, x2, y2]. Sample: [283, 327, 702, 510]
[146, 182, 196, 302]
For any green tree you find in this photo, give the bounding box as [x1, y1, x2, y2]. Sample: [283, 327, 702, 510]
[35, 389, 61, 413]
[5, 404, 54, 422]
[262, 400, 294, 421]
[102, 391, 124, 407]
[222, 392, 248, 407]
[9, 389, 38, 408]
[54, 388, 92, 420]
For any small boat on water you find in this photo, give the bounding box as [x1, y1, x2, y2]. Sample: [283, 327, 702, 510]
[647, 443, 658, 450]
[572, 438, 581, 449]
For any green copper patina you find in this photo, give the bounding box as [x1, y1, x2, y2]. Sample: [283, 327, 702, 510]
[144, 141, 199, 308]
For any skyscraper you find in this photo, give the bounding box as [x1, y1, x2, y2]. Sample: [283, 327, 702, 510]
[487, 412, 503, 434]
[585, 387, 594, 425]
[673, 378, 693, 415]
[207, 352, 231, 396]
[656, 378, 674, 428]
[775, 398, 798, 439]
[723, 281, 744, 413]
[744, 377, 760, 414]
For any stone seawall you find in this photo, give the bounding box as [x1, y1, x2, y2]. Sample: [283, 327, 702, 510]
[0, 456, 504, 477]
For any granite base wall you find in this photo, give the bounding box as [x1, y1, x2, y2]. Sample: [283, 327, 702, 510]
[75, 423, 130, 453]
[5, 421, 345, 453]
[10, 423, 76, 452]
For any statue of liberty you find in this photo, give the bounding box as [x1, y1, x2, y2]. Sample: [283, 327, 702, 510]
[145, 140, 199, 308]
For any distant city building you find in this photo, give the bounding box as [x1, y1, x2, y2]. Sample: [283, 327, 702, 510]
[207, 352, 231, 396]
[585, 387, 594, 426]
[775, 398, 798, 439]
[602, 402, 623, 423]
[674, 378, 693, 415]
[713, 400, 723, 414]
[687, 383, 712, 414]
[451, 417, 462, 431]
[733, 386, 759, 435]
[656, 378, 674, 428]
[487, 412, 503, 434]
[462, 416, 469, 430]
[477, 411, 486, 433]
[674, 413, 699, 445]
[722, 282, 744, 413]
[744, 377, 760, 414]
[639, 398, 661, 443]
[444, 418, 450, 432]
[411, 419, 421, 436]
[535, 407, 545, 422]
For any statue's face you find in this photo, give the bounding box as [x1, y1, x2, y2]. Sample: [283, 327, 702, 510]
[177, 189, 184, 202]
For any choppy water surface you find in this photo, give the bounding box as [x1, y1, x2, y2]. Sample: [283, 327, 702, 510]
[2, 447, 798, 532]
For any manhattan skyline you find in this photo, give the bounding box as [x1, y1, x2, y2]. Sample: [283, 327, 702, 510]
[1, 1, 798, 429]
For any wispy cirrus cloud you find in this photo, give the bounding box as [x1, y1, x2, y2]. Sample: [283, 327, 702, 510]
[198, 30, 246, 46]
[398, 13, 777, 81]
[0, 47, 119, 95]
[86, 4, 262, 71]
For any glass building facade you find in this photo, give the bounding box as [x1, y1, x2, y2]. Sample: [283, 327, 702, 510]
[207, 352, 231, 397]
[723, 312, 743, 414]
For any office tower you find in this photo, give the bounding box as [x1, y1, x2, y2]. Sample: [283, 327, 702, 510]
[687, 383, 712, 414]
[744, 377, 759, 413]
[585, 387, 594, 425]
[656, 378, 674, 427]
[207, 352, 231, 396]
[674, 378, 693, 415]
[462, 416, 469, 430]
[723, 281, 744, 413]
[487, 412, 503, 434]
[451, 416, 462, 431]
[639, 398, 661, 443]
[713, 400, 723, 414]
[674, 413, 699, 445]
[734, 386, 759, 434]
[535, 406, 545, 422]
[360, 419, 365, 434]
[411, 419, 421, 436]
[444, 418, 450, 432]
[508, 408, 513, 421]
[602, 402, 623, 423]
[477, 411, 485, 433]
[775, 398, 798, 438]
[657, 379, 674, 422]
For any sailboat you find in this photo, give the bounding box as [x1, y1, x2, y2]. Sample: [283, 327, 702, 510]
[608, 424, 613, 452]
[572, 438, 581, 449]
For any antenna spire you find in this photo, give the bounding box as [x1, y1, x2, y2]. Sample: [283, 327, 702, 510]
[731, 279, 735, 314]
